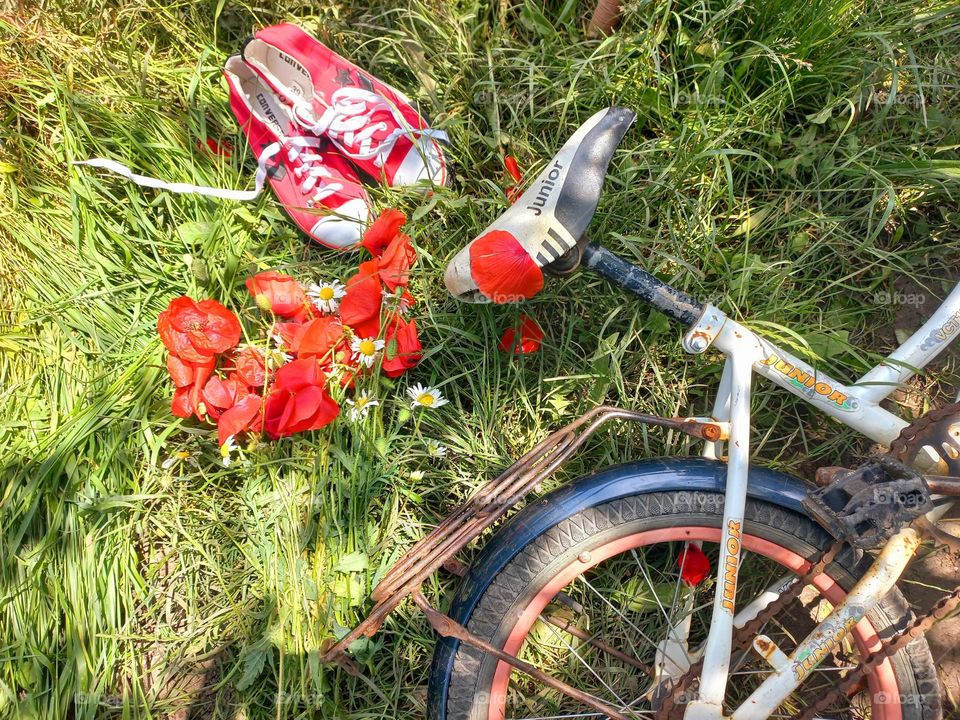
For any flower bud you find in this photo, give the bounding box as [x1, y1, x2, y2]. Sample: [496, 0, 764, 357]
[255, 293, 273, 312]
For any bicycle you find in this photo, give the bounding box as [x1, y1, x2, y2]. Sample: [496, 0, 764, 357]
[324, 107, 960, 719]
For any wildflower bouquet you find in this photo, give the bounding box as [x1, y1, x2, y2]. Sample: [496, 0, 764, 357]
[157, 209, 432, 463]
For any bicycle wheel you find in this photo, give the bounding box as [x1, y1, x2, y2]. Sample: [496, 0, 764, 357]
[434, 491, 941, 720]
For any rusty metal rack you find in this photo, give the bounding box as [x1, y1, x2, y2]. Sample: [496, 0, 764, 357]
[321, 406, 726, 685]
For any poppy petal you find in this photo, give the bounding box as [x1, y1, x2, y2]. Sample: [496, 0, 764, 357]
[171, 387, 194, 418]
[298, 316, 344, 360]
[340, 273, 382, 330]
[499, 314, 544, 354]
[217, 394, 262, 446]
[469, 230, 544, 303]
[677, 544, 711, 587]
[361, 208, 407, 256]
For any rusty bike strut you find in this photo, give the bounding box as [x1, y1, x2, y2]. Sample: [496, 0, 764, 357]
[321, 406, 727, 699]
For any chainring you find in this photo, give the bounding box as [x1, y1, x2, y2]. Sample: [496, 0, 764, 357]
[890, 401, 960, 475]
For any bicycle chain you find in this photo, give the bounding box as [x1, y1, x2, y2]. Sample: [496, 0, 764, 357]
[655, 405, 960, 719]
[792, 404, 960, 716]
[795, 584, 960, 719]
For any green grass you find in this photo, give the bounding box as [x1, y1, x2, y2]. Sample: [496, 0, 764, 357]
[1, 0, 959, 717]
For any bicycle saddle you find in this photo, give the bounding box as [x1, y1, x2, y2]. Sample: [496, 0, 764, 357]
[444, 106, 636, 303]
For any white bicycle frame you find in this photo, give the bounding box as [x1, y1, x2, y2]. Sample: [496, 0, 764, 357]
[677, 281, 960, 720]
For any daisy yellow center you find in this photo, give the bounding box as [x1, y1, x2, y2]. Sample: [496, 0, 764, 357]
[174, 451, 191, 460]
[220, 444, 231, 458]
[358, 339, 377, 356]
[418, 393, 435, 406]
[318, 287, 335, 301]
[355, 397, 369, 409]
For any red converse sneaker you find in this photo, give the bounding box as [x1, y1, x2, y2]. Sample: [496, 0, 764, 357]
[241, 23, 449, 188]
[74, 56, 371, 250]
[223, 56, 370, 248]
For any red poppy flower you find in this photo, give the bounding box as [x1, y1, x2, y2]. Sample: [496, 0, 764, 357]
[232, 346, 266, 387]
[339, 272, 382, 338]
[263, 358, 340, 438]
[246, 271, 312, 321]
[499, 314, 544, 354]
[361, 208, 407, 256]
[217, 394, 262, 446]
[676, 544, 711, 587]
[469, 230, 544, 303]
[297, 316, 344, 361]
[167, 355, 216, 419]
[201, 375, 252, 420]
[378, 233, 416, 292]
[158, 296, 242, 363]
[381, 316, 422, 377]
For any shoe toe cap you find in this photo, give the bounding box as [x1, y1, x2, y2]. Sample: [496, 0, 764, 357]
[309, 198, 369, 249]
[391, 136, 448, 187]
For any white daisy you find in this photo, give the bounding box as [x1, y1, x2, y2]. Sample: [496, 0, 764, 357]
[384, 288, 414, 314]
[220, 436, 238, 467]
[425, 439, 448, 458]
[351, 337, 385, 368]
[407, 383, 449, 409]
[265, 347, 293, 371]
[308, 279, 346, 314]
[161, 449, 198, 470]
[346, 392, 380, 422]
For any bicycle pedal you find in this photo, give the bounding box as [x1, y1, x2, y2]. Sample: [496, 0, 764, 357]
[802, 456, 933, 550]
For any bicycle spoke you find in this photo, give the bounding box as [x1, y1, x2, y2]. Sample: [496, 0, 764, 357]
[630, 547, 694, 668]
[575, 574, 688, 673]
[536, 614, 633, 709]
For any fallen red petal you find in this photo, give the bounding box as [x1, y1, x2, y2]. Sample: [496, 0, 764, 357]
[499, 314, 544, 354]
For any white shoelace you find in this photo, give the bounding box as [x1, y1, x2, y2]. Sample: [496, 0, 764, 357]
[292, 87, 447, 168]
[73, 137, 342, 206]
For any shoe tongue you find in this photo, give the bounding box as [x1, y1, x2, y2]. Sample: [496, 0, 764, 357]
[267, 46, 314, 103]
[252, 87, 297, 137]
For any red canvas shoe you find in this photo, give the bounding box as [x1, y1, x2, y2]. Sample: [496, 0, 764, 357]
[74, 56, 370, 250]
[223, 56, 370, 248]
[241, 23, 449, 188]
